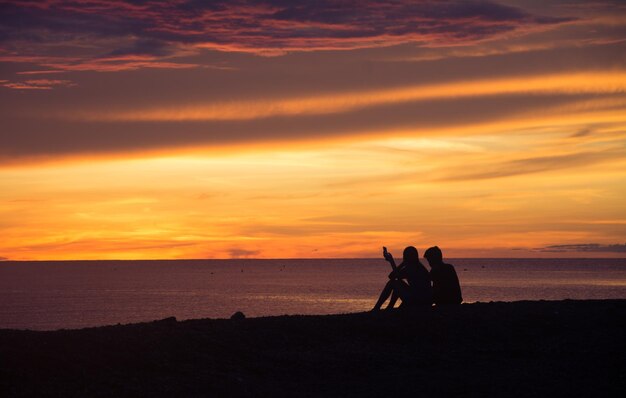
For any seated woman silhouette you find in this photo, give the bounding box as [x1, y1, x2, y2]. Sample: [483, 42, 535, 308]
[372, 246, 432, 311]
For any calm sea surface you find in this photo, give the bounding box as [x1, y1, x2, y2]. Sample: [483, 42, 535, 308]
[1, 258, 625, 330]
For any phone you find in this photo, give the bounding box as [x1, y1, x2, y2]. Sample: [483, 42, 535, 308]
[383, 246, 388, 255]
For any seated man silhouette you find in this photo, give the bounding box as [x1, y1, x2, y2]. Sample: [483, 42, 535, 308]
[372, 246, 432, 311]
[424, 246, 462, 305]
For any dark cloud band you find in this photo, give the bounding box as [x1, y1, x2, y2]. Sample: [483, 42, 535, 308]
[0, 92, 612, 163]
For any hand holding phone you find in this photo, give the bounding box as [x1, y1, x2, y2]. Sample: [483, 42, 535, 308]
[382, 246, 393, 262]
[382, 246, 397, 272]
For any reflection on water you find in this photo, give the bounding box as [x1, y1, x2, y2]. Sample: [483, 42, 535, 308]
[0, 258, 625, 330]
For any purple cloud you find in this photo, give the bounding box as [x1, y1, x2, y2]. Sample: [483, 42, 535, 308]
[536, 243, 626, 253]
[1, 78, 75, 90]
[0, 0, 574, 74]
[228, 248, 261, 258]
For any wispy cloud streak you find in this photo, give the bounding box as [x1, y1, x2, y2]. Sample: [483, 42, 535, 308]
[1, 79, 75, 90]
[536, 243, 626, 253]
[71, 71, 626, 121]
[438, 146, 626, 181]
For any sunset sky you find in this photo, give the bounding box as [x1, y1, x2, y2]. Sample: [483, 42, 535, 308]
[1, 0, 625, 260]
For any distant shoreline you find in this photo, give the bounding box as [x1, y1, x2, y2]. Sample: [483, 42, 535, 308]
[1, 299, 624, 397]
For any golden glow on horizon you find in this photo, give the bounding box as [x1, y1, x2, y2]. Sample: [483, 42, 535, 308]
[2, 118, 626, 260]
[68, 71, 626, 122]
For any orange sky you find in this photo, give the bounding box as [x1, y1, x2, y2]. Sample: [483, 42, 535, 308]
[1, 0, 625, 260]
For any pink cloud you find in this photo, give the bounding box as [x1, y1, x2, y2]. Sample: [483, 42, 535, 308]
[0, 0, 575, 72]
[16, 70, 67, 75]
[1, 79, 75, 90]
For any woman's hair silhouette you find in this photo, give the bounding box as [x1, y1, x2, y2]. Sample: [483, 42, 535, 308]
[402, 246, 419, 264]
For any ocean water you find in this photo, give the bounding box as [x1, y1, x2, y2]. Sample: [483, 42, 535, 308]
[1, 258, 625, 330]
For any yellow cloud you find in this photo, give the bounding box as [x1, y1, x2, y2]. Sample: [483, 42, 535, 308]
[71, 71, 626, 122]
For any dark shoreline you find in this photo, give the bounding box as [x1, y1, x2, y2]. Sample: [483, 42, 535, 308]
[1, 300, 625, 397]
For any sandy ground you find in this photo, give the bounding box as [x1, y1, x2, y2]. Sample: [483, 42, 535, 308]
[1, 299, 624, 397]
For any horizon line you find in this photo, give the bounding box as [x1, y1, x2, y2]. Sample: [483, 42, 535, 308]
[3, 256, 626, 262]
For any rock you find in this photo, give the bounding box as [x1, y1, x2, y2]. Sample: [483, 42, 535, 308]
[155, 316, 177, 325]
[230, 311, 246, 320]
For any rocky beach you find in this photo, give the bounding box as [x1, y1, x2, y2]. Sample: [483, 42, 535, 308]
[1, 300, 624, 397]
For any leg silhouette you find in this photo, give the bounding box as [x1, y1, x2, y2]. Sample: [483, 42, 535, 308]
[373, 280, 394, 310]
[373, 280, 410, 311]
[387, 290, 399, 309]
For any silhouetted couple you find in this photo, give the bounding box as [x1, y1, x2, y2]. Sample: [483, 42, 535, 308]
[372, 246, 462, 311]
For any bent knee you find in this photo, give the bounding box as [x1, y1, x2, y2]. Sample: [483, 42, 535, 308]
[390, 279, 405, 289]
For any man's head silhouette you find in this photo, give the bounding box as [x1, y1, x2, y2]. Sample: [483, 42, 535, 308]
[424, 246, 443, 267]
